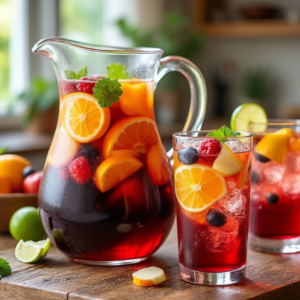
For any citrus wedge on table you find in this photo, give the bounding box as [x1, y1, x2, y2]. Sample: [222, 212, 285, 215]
[231, 103, 267, 132]
[175, 165, 227, 213]
[27, 238, 51, 258]
[102, 116, 159, 157]
[132, 266, 167, 287]
[255, 128, 296, 164]
[94, 153, 143, 192]
[62, 92, 111, 143]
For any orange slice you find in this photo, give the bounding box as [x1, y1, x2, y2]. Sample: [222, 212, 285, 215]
[255, 128, 293, 164]
[175, 165, 227, 213]
[119, 81, 154, 119]
[146, 143, 172, 186]
[94, 153, 143, 192]
[132, 266, 167, 287]
[102, 116, 159, 158]
[63, 92, 111, 143]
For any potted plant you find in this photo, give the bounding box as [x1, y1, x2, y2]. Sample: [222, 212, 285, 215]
[241, 68, 272, 103]
[116, 11, 205, 125]
[16, 78, 59, 134]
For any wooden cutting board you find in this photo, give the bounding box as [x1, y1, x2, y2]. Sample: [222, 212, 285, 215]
[1, 225, 300, 300]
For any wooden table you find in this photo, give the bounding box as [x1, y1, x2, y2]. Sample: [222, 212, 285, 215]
[1, 225, 300, 300]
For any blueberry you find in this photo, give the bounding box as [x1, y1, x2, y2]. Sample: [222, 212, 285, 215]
[266, 193, 279, 204]
[255, 152, 270, 163]
[77, 143, 102, 171]
[177, 147, 199, 165]
[251, 171, 260, 184]
[206, 209, 227, 227]
[22, 166, 36, 178]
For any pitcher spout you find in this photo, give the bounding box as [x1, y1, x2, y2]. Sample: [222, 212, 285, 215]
[32, 37, 163, 81]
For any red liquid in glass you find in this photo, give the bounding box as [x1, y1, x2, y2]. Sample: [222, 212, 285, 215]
[175, 150, 251, 272]
[250, 135, 300, 239]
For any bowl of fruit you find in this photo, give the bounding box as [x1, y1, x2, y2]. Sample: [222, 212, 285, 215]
[0, 153, 42, 232]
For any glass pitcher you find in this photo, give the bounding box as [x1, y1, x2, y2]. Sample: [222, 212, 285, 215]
[32, 37, 207, 265]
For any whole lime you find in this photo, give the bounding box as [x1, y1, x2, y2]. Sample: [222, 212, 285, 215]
[9, 206, 45, 241]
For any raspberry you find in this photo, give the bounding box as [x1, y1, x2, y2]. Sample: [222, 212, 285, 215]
[200, 139, 222, 155]
[59, 81, 77, 97]
[68, 156, 92, 184]
[110, 102, 126, 125]
[199, 139, 222, 164]
[76, 77, 96, 95]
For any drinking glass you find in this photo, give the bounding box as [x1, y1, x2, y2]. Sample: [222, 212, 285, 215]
[173, 131, 253, 285]
[249, 119, 300, 253]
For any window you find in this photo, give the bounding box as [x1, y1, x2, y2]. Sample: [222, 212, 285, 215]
[0, 0, 12, 110]
[60, 0, 104, 44]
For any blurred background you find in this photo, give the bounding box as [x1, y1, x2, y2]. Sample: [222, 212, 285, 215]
[1, 0, 300, 168]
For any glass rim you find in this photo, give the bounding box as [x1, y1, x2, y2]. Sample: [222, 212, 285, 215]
[172, 130, 253, 139]
[32, 37, 164, 55]
[250, 118, 300, 126]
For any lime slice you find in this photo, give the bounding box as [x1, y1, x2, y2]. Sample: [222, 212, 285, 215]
[230, 103, 267, 132]
[15, 240, 43, 263]
[24, 238, 51, 258]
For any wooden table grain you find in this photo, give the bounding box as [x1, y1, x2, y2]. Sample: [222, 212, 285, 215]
[1, 225, 300, 300]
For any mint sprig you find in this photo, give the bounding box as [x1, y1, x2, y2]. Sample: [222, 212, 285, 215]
[65, 66, 88, 80]
[93, 78, 123, 107]
[207, 125, 240, 142]
[107, 63, 131, 80]
[0, 258, 11, 277]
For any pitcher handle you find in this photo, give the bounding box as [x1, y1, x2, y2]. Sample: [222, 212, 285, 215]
[156, 56, 207, 161]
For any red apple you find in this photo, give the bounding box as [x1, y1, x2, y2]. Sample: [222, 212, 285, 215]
[23, 171, 43, 194]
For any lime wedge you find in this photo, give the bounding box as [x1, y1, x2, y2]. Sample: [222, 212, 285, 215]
[15, 240, 43, 263]
[230, 103, 267, 132]
[24, 238, 51, 258]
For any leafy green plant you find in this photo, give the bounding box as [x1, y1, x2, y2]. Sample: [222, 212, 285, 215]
[116, 11, 204, 90]
[16, 78, 59, 125]
[242, 69, 271, 100]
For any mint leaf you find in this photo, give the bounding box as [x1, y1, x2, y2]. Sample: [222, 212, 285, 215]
[0, 147, 8, 155]
[0, 259, 11, 277]
[207, 125, 240, 141]
[76, 67, 88, 79]
[107, 63, 131, 80]
[93, 78, 123, 107]
[64, 70, 77, 80]
[65, 67, 88, 80]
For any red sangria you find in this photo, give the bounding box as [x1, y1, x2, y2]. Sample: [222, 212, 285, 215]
[249, 122, 300, 253]
[173, 129, 252, 285]
[39, 75, 175, 265]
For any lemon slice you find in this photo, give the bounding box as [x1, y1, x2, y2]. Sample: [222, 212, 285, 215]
[231, 103, 267, 132]
[15, 240, 43, 263]
[24, 238, 51, 258]
[132, 266, 167, 286]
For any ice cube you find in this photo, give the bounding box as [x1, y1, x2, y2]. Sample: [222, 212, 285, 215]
[263, 162, 285, 185]
[218, 189, 248, 218]
[180, 140, 202, 152]
[280, 173, 300, 200]
[285, 152, 300, 173]
[225, 140, 250, 153]
[205, 216, 240, 253]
